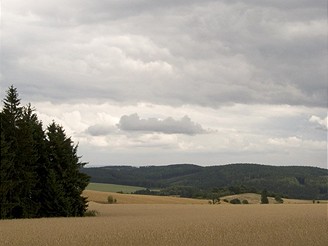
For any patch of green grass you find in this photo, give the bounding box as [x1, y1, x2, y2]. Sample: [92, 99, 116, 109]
[86, 183, 145, 193]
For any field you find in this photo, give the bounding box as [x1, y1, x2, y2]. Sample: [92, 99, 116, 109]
[83, 190, 208, 204]
[86, 182, 145, 193]
[1, 190, 327, 245]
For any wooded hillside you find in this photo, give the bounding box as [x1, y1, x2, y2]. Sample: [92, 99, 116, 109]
[82, 164, 328, 200]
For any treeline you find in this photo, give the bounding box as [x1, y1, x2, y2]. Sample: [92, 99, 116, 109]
[82, 164, 328, 200]
[0, 86, 89, 219]
[134, 185, 278, 200]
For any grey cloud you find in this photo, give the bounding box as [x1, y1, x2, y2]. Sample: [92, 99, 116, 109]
[86, 124, 115, 136]
[1, 0, 326, 108]
[117, 114, 208, 135]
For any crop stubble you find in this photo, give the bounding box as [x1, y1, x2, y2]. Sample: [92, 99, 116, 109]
[1, 203, 327, 246]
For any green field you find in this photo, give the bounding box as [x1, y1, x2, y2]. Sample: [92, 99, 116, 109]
[86, 182, 145, 193]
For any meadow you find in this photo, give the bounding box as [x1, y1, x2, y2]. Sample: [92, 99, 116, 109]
[86, 182, 145, 193]
[1, 190, 327, 246]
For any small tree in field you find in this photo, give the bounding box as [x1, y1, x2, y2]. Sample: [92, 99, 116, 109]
[261, 189, 269, 204]
[242, 199, 249, 204]
[230, 198, 241, 204]
[274, 195, 283, 203]
[107, 195, 117, 204]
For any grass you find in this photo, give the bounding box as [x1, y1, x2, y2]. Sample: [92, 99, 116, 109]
[1, 202, 327, 245]
[86, 182, 145, 193]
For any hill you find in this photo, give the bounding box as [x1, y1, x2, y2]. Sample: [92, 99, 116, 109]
[81, 163, 328, 200]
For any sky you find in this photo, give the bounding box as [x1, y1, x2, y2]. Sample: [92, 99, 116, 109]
[1, 0, 327, 168]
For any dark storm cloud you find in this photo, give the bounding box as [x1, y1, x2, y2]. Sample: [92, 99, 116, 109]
[117, 114, 208, 135]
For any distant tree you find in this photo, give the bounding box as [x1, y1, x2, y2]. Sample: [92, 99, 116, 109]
[242, 199, 249, 204]
[274, 195, 283, 203]
[107, 195, 117, 204]
[230, 198, 241, 204]
[261, 189, 269, 204]
[210, 193, 220, 204]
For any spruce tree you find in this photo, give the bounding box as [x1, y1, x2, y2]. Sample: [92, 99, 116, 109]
[44, 122, 89, 217]
[1, 86, 89, 218]
[15, 104, 44, 217]
[0, 86, 24, 218]
[0, 116, 15, 219]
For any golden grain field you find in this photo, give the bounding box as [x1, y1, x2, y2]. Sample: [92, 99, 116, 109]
[82, 190, 209, 204]
[0, 191, 327, 246]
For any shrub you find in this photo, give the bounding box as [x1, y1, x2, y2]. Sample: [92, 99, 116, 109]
[274, 195, 284, 203]
[223, 199, 229, 203]
[242, 200, 249, 204]
[261, 190, 269, 204]
[107, 195, 117, 204]
[84, 210, 99, 217]
[230, 198, 241, 204]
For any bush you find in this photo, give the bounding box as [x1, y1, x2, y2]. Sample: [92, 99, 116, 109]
[107, 195, 117, 204]
[223, 199, 229, 203]
[84, 210, 99, 217]
[274, 195, 284, 203]
[230, 198, 241, 204]
[242, 200, 249, 204]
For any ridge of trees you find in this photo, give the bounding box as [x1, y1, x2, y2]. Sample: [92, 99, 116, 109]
[0, 86, 89, 219]
[82, 164, 328, 200]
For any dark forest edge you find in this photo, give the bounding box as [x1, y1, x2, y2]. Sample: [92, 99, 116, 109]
[0, 86, 89, 219]
[82, 164, 328, 200]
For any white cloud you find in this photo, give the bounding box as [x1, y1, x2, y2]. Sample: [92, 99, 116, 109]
[309, 115, 328, 131]
[268, 136, 326, 150]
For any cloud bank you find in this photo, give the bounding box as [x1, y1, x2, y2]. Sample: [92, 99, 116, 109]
[1, 0, 326, 167]
[118, 114, 208, 135]
[1, 0, 326, 108]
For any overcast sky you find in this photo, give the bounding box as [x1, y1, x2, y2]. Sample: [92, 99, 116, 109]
[1, 0, 327, 168]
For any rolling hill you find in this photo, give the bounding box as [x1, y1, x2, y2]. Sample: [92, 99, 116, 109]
[82, 163, 328, 200]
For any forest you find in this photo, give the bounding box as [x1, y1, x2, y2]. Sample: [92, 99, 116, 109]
[82, 163, 328, 200]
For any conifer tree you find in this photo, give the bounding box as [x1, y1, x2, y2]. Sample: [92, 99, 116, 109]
[0, 117, 15, 219]
[1, 86, 89, 219]
[15, 104, 44, 217]
[44, 122, 89, 217]
[0, 86, 24, 218]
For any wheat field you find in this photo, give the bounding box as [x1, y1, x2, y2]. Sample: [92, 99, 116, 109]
[0, 191, 327, 246]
